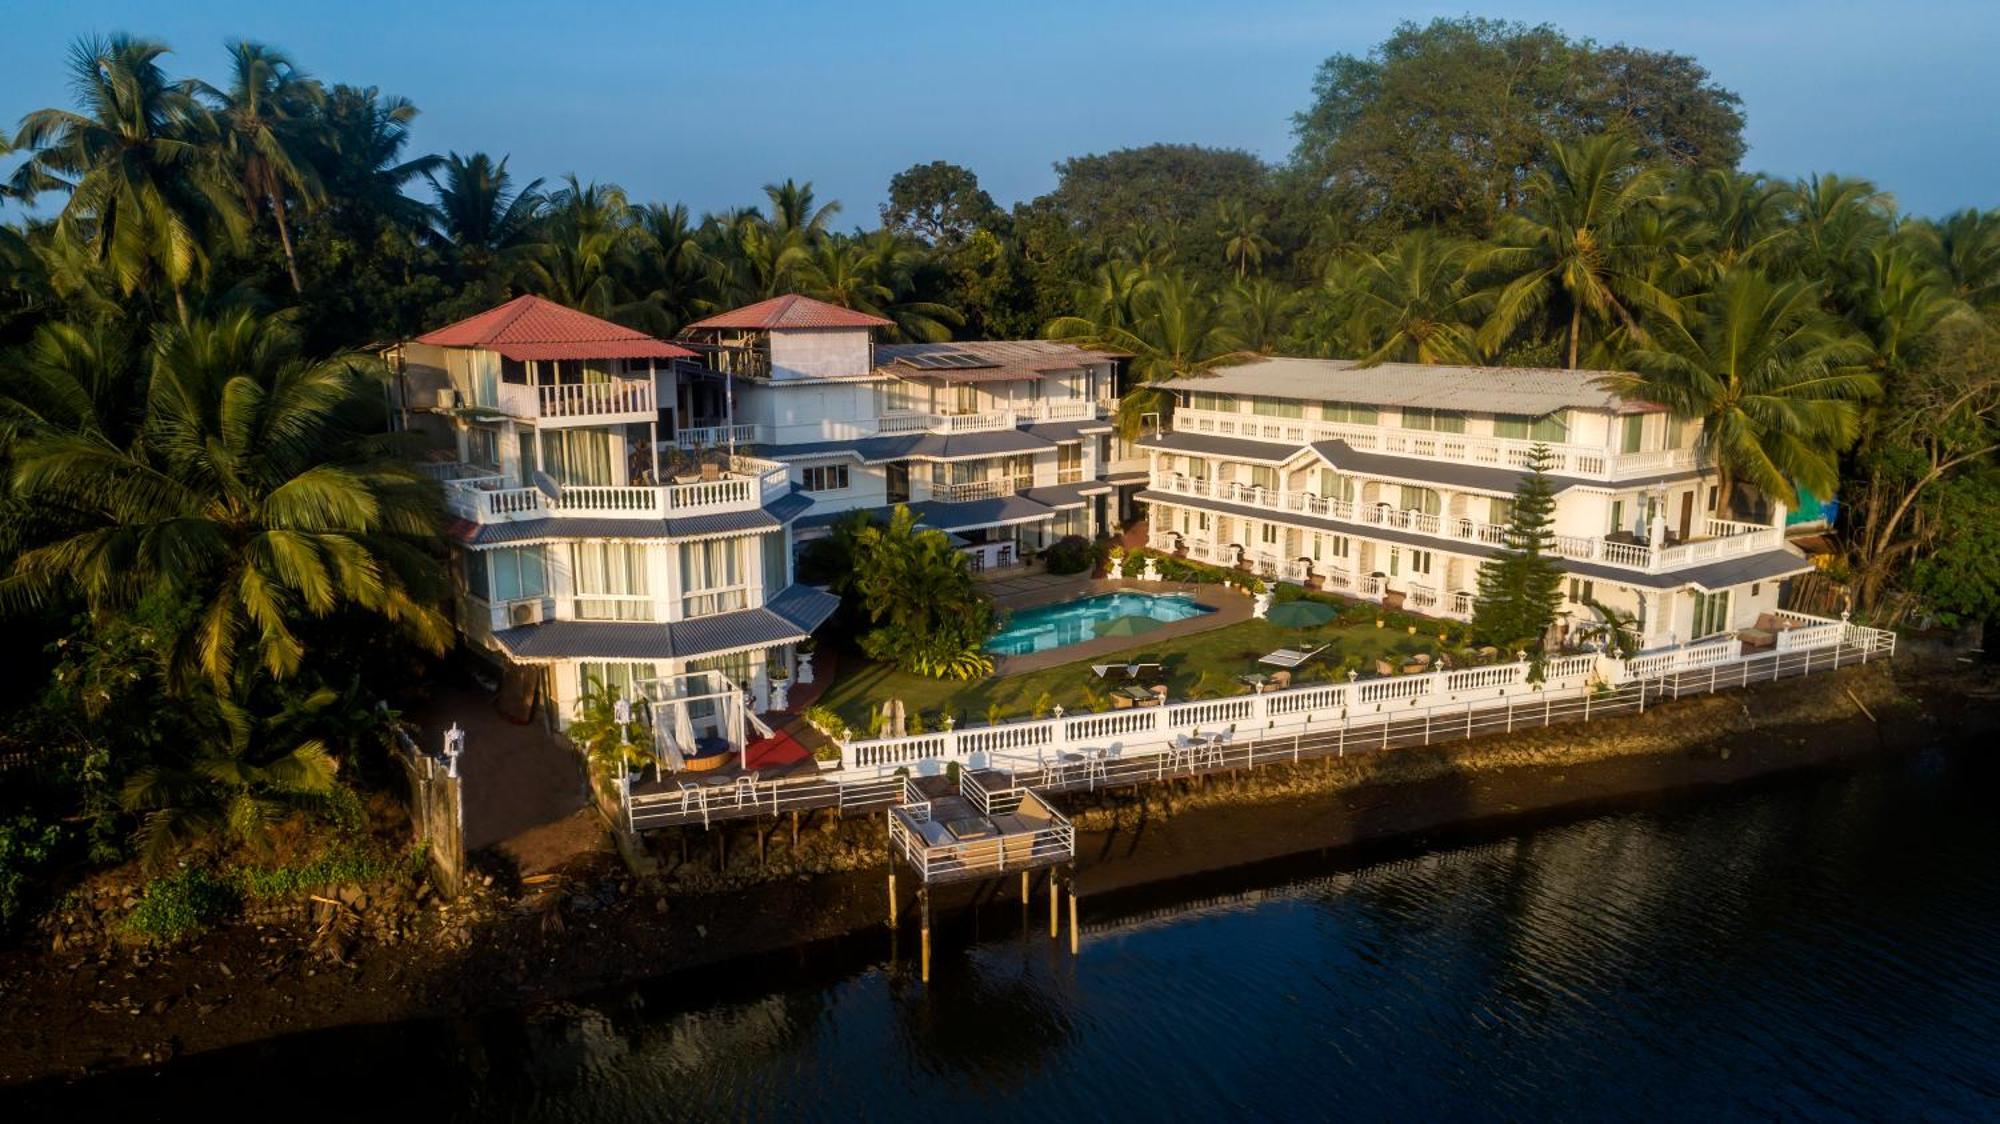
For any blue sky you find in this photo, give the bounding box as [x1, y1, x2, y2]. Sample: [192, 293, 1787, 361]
[3, 1, 1996, 222]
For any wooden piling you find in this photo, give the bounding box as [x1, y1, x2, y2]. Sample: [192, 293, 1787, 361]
[920, 888, 932, 984]
[790, 810, 800, 850]
[1020, 870, 1030, 905]
[887, 870, 898, 926]
[1068, 876, 1079, 956]
[1049, 872, 1059, 938]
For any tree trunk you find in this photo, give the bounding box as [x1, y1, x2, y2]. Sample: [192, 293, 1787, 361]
[1713, 463, 1736, 521]
[269, 188, 303, 294]
[1567, 304, 1582, 370]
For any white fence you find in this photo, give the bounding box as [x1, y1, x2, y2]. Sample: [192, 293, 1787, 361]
[832, 614, 1894, 780]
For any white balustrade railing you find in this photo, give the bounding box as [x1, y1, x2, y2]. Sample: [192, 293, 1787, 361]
[1149, 472, 1787, 574]
[537, 378, 654, 420]
[822, 609, 1892, 780]
[439, 462, 783, 522]
[929, 478, 1019, 503]
[673, 423, 763, 448]
[1172, 408, 1700, 482]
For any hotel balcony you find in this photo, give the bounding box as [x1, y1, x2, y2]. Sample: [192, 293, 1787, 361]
[423, 456, 790, 524]
[669, 399, 1102, 449]
[1147, 473, 1787, 576]
[497, 377, 656, 428]
[1146, 531, 1477, 620]
[1170, 407, 1700, 483]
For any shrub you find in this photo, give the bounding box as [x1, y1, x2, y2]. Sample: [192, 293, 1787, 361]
[0, 815, 62, 932]
[801, 704, 847, 739]
[125, 866, 242, 942]
[1043, 535, 1093, 575]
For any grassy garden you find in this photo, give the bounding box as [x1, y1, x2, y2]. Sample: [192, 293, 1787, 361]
[816, 591, 1474, 737]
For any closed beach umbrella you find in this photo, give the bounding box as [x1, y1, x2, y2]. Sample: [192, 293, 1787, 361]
[1094, 614, 1165, 638]
[1266, 600, 1336, 628]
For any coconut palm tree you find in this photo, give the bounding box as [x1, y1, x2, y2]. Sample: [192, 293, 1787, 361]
[762, 178, 839, 242]
[1779, 172, 1896, 291]
[194, 41, 327, 293]
[1912, 207, 2000, 317]
[522, 175, 632, 316]
[615, 202, 710, 335]
[1216, 200, 1275, 280]
[426, 151, 544, 283]
[1600, 268, 1877, 516]
[1681, 168, 1791, 271]
[1475, 133, 1678, 369]
[4, 309, 452, 690]
[1322, 231, 1485, 365]
[10, 35, 249, 320]
[1048, 272, 1245, 437]
[310, 84, 440, 242]
[1223, 278, 1301, 353]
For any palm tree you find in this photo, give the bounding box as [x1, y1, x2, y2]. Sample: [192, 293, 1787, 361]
[762, 178, 839, 242]
[1681, 168, 1790, 271]
[1844, 241, 1966, 375]
[1048, 273, 1245, 437]
[522, 174, 631, 316]
[310, 84, 440, 242]
[1216, 200, 1275, 280]
[10, 35, 249, 320]
[1475, 133, 1678, 369]
[1222, 278, 1301, 353]
[1322, 231, 1485, 365]
[1601, 268, 1877, 517]
[5, 309, 452, 690]
[120, 682, 349, 862]
[1779, 173, 1896, 291]
[1912, 207, 2000, 316]
[194, 41, 326, 293]
[426, 151, 544, 283]
[615, 202, 710, 335]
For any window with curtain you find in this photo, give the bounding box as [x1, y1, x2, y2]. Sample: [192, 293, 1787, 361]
[1250, 466, 1278, 491]
[687, 650, 761, 723]
[465, 426, 500, 471]
[1494, 411, 1570, 442]
[1188, 392, 1230, 412]
[1252, 397, 1302, 418]
[573, 542, 651, 620]
[576, 661, 655, 705]
[1321, 402, 1379, 425]
[483, 546, 546, 603]
[761, 531, 787, 595]
[1691, 589, 1732, 638]
[543, 428, 616, 486]
[1621, 414, 1647, 454]
[1311, 533, 1350, 560]
[1399, 486, 1441, 515]
[680, 538, 746, 616]
[1319, 470, 1356, 502]
[1401, 407, 1466, 433]
[1488, 497, 1516, 526]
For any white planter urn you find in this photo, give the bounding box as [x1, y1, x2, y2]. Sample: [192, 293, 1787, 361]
[796, 652, 815, 685]
[1141, 557, 1161, 582]
[769, 679, 791, 712]
[1252, 590, 1273, 619]
[1107, 555, 1125, 580]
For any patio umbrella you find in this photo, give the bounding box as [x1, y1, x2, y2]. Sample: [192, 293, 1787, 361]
[1266, 600, 1336, 628]
[1094, 614, 1166, 638]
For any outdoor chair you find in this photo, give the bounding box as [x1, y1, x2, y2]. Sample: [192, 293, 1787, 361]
[732, 771, 760, 808]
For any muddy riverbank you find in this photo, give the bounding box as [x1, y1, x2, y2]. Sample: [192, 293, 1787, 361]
[2, 658, 1991, 1087]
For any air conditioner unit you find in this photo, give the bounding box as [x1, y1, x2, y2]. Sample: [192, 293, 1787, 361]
[508, 600, 544, 627]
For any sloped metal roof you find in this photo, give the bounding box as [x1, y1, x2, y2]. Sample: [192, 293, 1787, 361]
[492, 583, 840, 662]
[415, 295, 692, 361]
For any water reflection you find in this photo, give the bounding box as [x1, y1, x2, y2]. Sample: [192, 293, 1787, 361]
[18, 747, 1999, 1121]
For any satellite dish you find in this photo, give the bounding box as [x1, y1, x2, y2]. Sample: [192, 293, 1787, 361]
[532, 471, 563, 501]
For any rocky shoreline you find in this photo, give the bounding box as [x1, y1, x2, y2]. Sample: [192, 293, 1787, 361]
[1, 657, 1990, 1089]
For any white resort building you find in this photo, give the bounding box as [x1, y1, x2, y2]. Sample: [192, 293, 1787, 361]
[391, 295, 838, 732]
[668, 295, 1138, 569]
[1136, 358, 1815, 651]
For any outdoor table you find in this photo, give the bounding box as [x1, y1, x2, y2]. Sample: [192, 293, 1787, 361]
[944, 816, 995, 841]
[1115, 685, 1153, 703]
[1238, 673, 1268, 692]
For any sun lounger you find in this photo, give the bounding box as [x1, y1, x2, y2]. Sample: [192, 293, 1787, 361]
[1257, 644, 1328, 668]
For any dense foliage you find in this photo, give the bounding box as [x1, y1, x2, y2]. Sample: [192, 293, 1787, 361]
[0, 18, 1996, 919]
[1471, 445, 1567, 654]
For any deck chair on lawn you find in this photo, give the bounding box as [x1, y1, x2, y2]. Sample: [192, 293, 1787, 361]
[1257, 644, 1328, 669]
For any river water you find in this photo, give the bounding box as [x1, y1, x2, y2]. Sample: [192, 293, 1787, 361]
[23, 746, 2000, 1120]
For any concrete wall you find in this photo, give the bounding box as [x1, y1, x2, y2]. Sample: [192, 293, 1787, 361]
[768, 328, 872, 381]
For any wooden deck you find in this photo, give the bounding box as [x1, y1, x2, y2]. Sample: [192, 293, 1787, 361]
[886, 776, 1074, 886]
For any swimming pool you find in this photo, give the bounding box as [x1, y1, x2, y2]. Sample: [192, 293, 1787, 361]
[984, 591, 1215, 656]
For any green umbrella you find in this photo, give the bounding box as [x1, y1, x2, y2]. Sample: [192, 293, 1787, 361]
[1094, 614, 1166, 638]
[1265, 600, 1336, 628]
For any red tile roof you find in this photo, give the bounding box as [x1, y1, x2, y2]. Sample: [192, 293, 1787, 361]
[415, 295, 693, 361]
[683, 294, 893, 331]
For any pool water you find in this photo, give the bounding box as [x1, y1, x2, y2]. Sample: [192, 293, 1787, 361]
[985, 591, 1214, 656]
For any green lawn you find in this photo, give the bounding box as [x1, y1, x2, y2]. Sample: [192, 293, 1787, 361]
[817, 614, 1462, 735]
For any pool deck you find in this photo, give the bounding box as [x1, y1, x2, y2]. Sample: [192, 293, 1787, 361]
[990, 580, 1255, 675]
